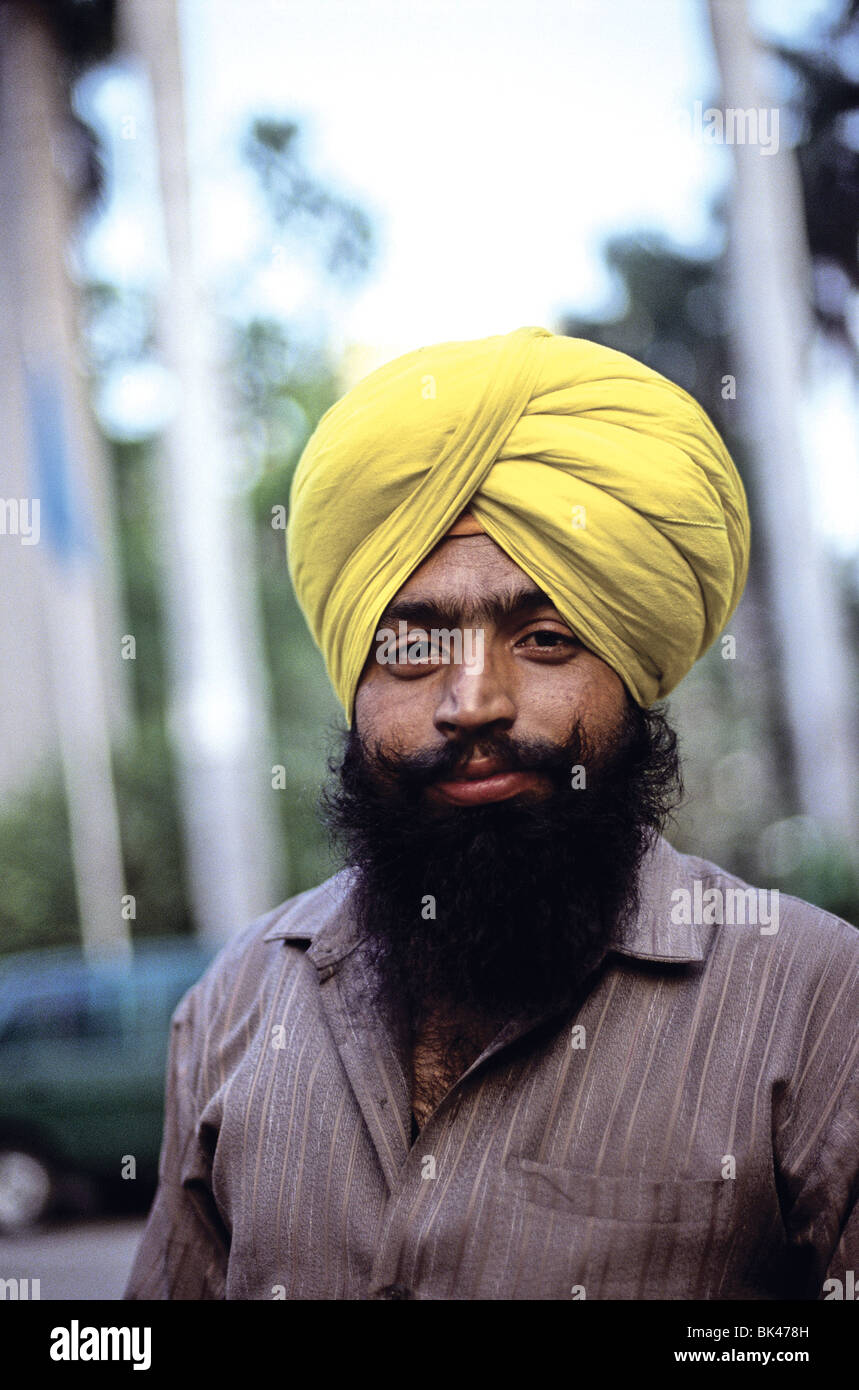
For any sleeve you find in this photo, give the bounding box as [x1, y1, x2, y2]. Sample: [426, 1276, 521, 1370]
[775, 924, 859, 1300]
[821, 1197, 859, 1299]
[124, 985, 230, 1300]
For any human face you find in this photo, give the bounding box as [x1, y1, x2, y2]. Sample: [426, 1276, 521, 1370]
[354, 533, 628, 805]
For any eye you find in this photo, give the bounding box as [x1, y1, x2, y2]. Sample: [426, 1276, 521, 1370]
[516, 628, 580, 653]
[376, 629, 449, 678]
[394, 632, 445, 663]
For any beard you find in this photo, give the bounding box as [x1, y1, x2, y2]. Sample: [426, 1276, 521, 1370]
[319, 698, 682, 1040]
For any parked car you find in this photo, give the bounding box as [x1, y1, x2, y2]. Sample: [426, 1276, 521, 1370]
[0, 936, 216, 1231]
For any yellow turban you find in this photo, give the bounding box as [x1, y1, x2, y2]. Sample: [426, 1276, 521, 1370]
[286, 326, 750, 725]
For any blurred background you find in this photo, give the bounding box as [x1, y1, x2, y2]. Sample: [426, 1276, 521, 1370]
[0, 0, 858, 1291]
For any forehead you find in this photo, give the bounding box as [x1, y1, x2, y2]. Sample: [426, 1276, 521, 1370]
[372, 534, 568, 634]
[395, 533, 540, 600]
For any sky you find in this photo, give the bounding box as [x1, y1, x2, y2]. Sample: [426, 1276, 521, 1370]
[178, 0, 831, 360]
[179, 0, 721, 357]
[82, 0, 833, 355]
[75, 0, 859, 550]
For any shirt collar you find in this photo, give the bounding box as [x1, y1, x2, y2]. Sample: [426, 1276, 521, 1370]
[262, 832, 706, 967]
[606, 833, 705, 963]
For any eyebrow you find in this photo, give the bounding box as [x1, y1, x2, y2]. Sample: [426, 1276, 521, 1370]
[375, 583, 565, 632]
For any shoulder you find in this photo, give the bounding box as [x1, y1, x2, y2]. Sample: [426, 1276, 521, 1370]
[622, 833, 859, 978]
[172, 868, 357, 1032]
[666, 841, 859, 1026]
[678, 842, 859, 954]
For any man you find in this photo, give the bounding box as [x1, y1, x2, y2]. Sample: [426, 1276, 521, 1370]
[126, 326, 859, 1300]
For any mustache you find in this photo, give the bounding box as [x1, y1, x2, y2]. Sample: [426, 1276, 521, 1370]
[350, 719, 610, 799]
[348, 728, 589, 795]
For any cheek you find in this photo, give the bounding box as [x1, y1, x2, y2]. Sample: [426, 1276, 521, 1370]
[521, 656, 626, 737]
[577, 666, 629, 746]
[353, 678, 381, 739]
[353, 672, 427, 748]
[577, 659, 627, 719]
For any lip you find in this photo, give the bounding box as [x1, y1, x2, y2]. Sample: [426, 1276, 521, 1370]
[449, 758, 511, 781]
[431, 765, 546, 805]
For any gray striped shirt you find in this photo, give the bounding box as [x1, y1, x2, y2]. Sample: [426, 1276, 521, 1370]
[124, 834, 859, 1300]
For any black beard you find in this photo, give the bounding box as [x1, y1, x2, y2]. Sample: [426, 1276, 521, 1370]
[319, 700, 682, 1037]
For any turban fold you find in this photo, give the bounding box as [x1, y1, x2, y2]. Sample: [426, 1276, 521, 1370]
[286, 326, 750, 725]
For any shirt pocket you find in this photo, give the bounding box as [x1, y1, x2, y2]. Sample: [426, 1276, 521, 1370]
[509, 1157, 736, 1225]
[501, 1157, 739, 1297]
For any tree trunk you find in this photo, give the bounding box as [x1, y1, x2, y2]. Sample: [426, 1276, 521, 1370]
[120, 0, 281, 943]
[708, 0, 859, 858]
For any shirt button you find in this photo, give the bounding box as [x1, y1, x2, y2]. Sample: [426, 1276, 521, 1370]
[378, 1283, 413, 1299]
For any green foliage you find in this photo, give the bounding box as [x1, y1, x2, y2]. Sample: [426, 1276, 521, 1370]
[0, 727, 189, 956]
[247, 392, 345, 897]
[111, 728, 191, 940]
[0, 771, 76, 955]
[110, 437, 170, 722]
[774, 841, 859, 928]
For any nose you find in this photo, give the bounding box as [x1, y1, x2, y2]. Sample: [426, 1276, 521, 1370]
[432, 650, 516, 738]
